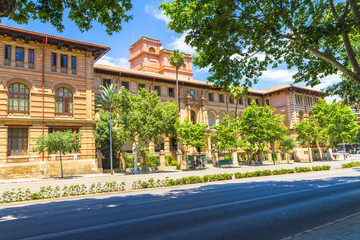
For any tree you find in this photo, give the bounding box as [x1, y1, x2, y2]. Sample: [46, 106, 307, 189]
[295, 118, 319, 163]
[95, 84, 119, 175]
[229, 86, 246, 118]
[266, 113, 288, 165]
[115, 88, 178, 174]
[4, 0, 133, 34]
[33, 130, 81, 178]
[311, 99, 359, 159]
[177, 119, 208, 170]
[237, 101, 286, 164]
[161, 1, 360, 101]
[278, 136, 297, 164]
[211, 115, 241, 166]
[94, 110, 129, 170]
[168, 51, 185, 114]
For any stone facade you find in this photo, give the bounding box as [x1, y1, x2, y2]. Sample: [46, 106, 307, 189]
[0, 27, 327, 178]
[0, 25, 109, 178]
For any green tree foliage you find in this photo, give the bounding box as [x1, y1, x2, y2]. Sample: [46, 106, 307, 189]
[295, 118, 319, 162]
[5, 0, 133, 34]
[211, 115, 241, 151]
[33, 130, 81, 178]
[168, 50, 185, 114]
[115, 88, 178, 173]
[229, 86, 246, 118]
[177, 119, 208, 169]
[161, 0, 360, 102]
[278, 136, 297, 163]
[237, 101, 288, 164]
[312, 99, 359, 148]
[94, 110, 129, 169]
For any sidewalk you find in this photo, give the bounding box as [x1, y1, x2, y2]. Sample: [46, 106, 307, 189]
[0, 158, 356, 194]
[284, 212, 360, 240]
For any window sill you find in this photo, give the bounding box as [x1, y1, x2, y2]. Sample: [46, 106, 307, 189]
[7, 155, 29, 163]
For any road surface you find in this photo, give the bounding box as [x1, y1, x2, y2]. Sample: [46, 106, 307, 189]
[1, 168, 360, 240]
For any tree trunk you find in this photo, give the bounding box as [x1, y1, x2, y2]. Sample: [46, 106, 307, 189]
[109, 105, 113, 175]
[308, 146, 311, 163]
[343, 141, 346, 161]
[271, 142, 276, 165]
[59, 152, 64, 179]
[286, 152, 289, 164]
[259, 149, 263, 165]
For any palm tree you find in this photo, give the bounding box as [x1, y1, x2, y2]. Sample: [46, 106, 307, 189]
[0, 0, 17, 17]
[168, 50, 185, 156]
[230, 86, 245, 118]
[95, 84, 119, 175]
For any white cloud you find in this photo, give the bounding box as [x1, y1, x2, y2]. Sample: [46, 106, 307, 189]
[260, 69, 297, 83]
[96, 56, 130, 69]
[145, 5, 170, 24]
[168, 33, 197, 55]
[195, 66, 210, 74]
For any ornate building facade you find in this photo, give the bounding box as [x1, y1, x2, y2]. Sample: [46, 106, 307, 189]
[0, 28, 324, 178]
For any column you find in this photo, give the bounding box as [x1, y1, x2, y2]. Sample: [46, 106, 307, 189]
[11, 44, 15, 67]
[68, 54, 72, 73]
[211, 149, 218, 167]
[149, 141, 155, 153]
[159, 150, 166, 168]
[206, 136, 212, 154]
[164, 137, 170, 153]
[56, 53, 61, 72]
[232, 150, 238, 166]
[24, 47, 29, 68]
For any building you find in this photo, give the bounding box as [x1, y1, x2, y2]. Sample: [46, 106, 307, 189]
[94, 37, 324, 162]
[0, 25, 109, 178]
[0, 27, 325, 178]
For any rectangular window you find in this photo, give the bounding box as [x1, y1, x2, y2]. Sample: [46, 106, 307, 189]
[51, 53, 57, 72]
[208, 93, 214, 102]
[28, 49, 34, 69]
[219, 94, 224, 103]
[169, 87, 175, 97]
[102, 79, 111, 87]
[7, 128, 28, 156]
[154, 86, 161, 96]
[229, 97, 234, 104]
[305, 96, 312, 106]
[139, 83, 145, 90]
[247, 98, 252, 105]
[51, 53, 57, 66]
[295, 95, 303, 105]
[60, 55, 68, 68]
[255, 99, 260, 106]
[71, 56, 76, 74]
[121, 81, 129, 90]
[266, 99, 270, 106]
[239, 98, 243, 105]
[5, 45, 11, 60]
[15, 47, 24, 62]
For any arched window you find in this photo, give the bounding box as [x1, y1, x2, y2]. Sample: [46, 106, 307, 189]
[55, 87, 73, 114]
[208, 111, 216, 127]
[8, 83, 29, 112]
[149, 47, 155, 53]
[299, 110, 304, 120]
[229, 112, 235, 122]
[219, 111, 226, 121]
[190, 110, 196, 124]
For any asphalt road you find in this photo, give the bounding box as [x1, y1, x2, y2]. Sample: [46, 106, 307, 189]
[1, 168, 360, 240]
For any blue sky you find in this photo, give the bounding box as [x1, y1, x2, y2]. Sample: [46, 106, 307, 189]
[1, 1, 339, 98]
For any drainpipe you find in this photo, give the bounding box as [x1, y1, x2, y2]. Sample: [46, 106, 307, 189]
[42, 37, 47, 161]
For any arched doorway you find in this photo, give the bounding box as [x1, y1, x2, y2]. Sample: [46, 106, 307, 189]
[208, 111, 216, 127]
